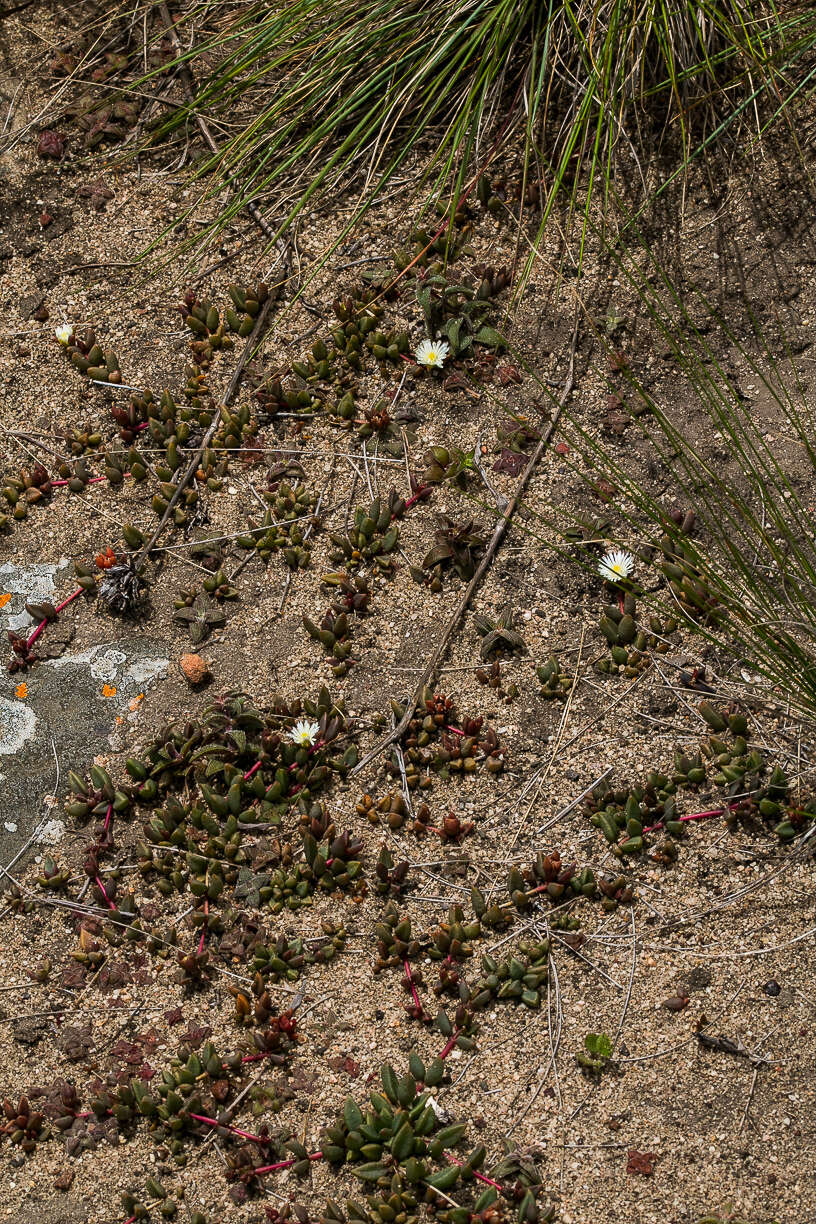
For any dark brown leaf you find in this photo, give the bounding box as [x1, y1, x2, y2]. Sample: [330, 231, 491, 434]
[626, 1150, 657, 1176]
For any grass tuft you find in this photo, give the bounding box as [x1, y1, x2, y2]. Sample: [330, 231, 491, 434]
[134, 1, 816, 264]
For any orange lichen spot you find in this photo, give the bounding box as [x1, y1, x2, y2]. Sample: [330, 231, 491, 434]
[0, 593, 11, 608]
[14, 682, 27, 699]
[102, 684, 117, 697]
[129, 692, 145, 712]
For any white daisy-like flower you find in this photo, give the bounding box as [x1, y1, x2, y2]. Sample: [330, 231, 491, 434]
[55, 323, 72, 346]
[598, 549, 634, 583]
[289, 719, 320, 748]
[414, 338, 450, 369]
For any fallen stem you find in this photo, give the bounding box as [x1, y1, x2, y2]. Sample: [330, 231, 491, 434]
[254, 1150, 323, 1175]
[25, 586, 84, 651]
[642, 802, 739, 835]
[447, 1156, 504, 1191]
[187, 1112, 271, 1145]
[438, 1029, 461, 1060]
[404, 959, 423, 1012]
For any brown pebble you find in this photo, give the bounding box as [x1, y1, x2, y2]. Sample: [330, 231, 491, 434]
[54, 1168, 74, 1190]
[179, 653, 210, 685]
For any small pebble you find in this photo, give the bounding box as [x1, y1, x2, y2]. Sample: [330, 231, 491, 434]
[179, 653, 211, 686]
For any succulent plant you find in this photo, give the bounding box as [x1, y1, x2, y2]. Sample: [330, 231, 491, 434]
[416, 273, 504, 357]
[473, 604, 525, 659]
[596, 592, 676, 676]
[575, 1032, 613, 1077]
[535, 656, 572, 699]
[98, 554, 146, 614]
[420, 517, 487, 585]
[328, 495, 401, 572]
[173, 594, 226, 644]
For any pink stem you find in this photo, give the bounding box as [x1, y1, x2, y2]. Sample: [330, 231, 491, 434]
[243, 761, 261, 781]
[438, 1029, 461, 1060]
[445, 725, 465, 737]
[254, 1151, 323, 1175]
[197, 900, 208, 956]
[51, 473, 131, 488]
[187, 1113, 270, 1144]
[404, 960, 422, 1012]
[25, 586, 84, 651]
[447, 1156, 504, 1191]
[103, 802, 113, 834]
[95, 875, 117, 911]
[404, 486, 430, 510]
[642, 802, 739, 835]
[124, 1216, 137, 1224]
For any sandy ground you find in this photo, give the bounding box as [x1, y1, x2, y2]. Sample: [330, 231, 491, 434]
[0, 6, 815, 1224]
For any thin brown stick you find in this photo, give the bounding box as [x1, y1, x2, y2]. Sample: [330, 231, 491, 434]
[352, 317, 580, 776]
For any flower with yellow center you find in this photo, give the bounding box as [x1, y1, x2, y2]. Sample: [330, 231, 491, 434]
[598, 549, 634, 583]
[289, 719, 320, 747]
[414, 338, 450, 369]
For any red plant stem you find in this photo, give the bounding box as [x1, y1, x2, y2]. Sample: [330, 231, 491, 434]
[95, 875, 117, 911]
[124, 1216, 137, 1224]
[447, 1157, 504, 1191]
[404, 959, 423, 1012]
[51, 473, 131, 488]
[197, 900, 209, 955]
[404, 486, 430, 510]
[618, 593, 625, 614]
[254, 1151, 323, 1175]
[103, 802, 113, 834]
[445, 725, 465, 737]
[642, 803, 739, 835]
[243, 761, 261, 781]
[187, 1113, 270, 1144]
[25, 586, 84, 650]
[241, 1051, 279, 1064]
[438, 1030, 461, 1060]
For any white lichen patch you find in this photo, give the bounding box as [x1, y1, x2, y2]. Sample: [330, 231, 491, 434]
[0, 696, 37, 754]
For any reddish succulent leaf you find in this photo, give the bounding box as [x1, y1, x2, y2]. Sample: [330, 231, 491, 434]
[497, 364, 523, 386]
[443, 372, 467, 392]
[327, 1054, 361, 1077]
[594, 479, 618, 503]
[493, 449, 527, 476]
[626, 1149, 657, 1176]
[37, 130, 64, 159]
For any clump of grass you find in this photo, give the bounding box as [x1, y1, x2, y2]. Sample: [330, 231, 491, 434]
[547, 222, 816, 716]
[135, 1, 816, 263]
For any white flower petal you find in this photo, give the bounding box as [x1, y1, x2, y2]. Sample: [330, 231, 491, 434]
[598, 549, 634, 582]
[414, 338, 450, 368]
